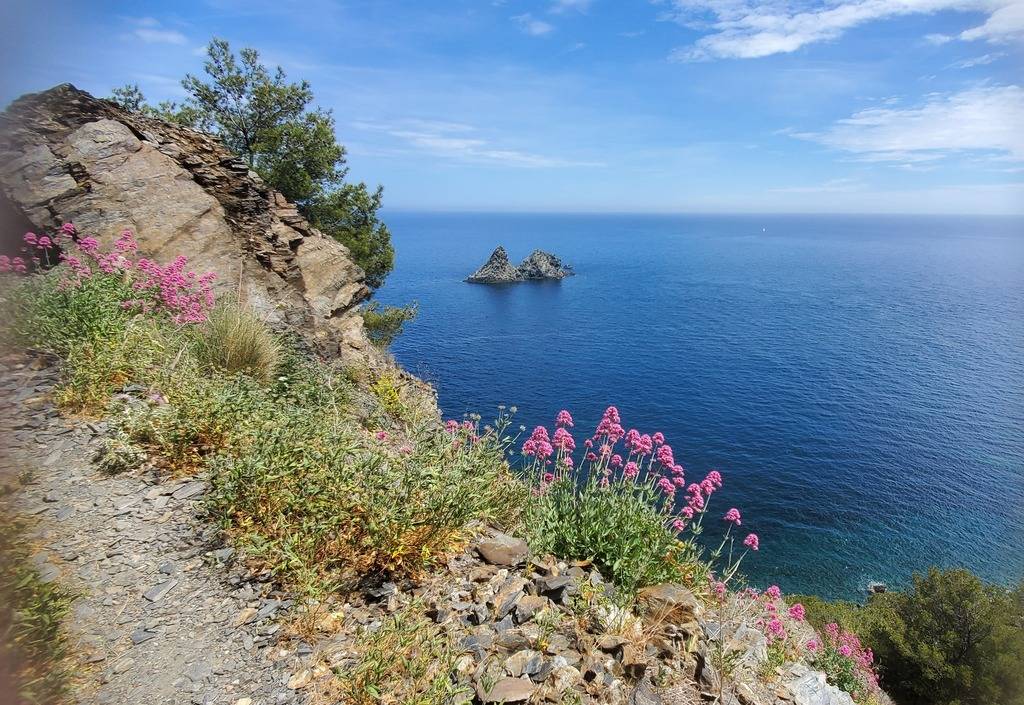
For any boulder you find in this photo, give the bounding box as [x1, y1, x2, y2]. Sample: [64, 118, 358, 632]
[636, 584, 702, 622]
[476, 532, 529, 566]
[476, 676, 535, 703]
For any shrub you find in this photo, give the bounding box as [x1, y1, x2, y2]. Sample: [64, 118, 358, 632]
[338, 604, 468, 704]
[206, 413, 525, 595]
[867, 569, 1024, 705]
[55, 320, 170, 415]
[0, 515, 76, 705]
[192, 304, 282, 382]
[523, 406, 757, 596]
[370, 372, 404, 419]
[812, 622, 882, 702]
[5, 266, 135, 355]
[361, 300, 417, 348]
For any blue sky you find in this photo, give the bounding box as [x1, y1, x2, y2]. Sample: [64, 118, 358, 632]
[2, 0, 1023, 213]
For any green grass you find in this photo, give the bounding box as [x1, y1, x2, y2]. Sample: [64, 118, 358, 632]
[0, 516, 76, 705]
[336, 603, 469, 705]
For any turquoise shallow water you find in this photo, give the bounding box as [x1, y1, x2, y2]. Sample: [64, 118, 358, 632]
[377, 212, 1024, 600]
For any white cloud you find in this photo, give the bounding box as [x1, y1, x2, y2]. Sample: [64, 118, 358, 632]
[770, 178, 865, 193]
[352, 119, 602, 168]
[960, 0, 1024, 40]
[512, 13, 555, 36]
[664, 0, 1023, 61]
[126, 17, 188, 45]
[550, 0, 594, 13]
[795, 85, 1024, 163]
[925, 32, 955, 44]
[950, 52, 1006, 67]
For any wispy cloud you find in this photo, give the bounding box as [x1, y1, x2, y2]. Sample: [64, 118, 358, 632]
[126, 17, 188, 45]
[794, 85, 1024, 164]
[770, 178, 864, 193]
[550, 0, 594, 14]
[950, 52, 1006, 68]
[512, 13, 554, 36]
[664, 0, 1023, 61]
[351, 119, 602, 168]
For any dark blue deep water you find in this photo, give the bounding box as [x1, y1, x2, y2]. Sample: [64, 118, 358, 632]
[376, 213, 1024, 600]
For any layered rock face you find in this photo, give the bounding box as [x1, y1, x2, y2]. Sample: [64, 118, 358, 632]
[0, 84, 373, 363]
[466, 245, 572, 283]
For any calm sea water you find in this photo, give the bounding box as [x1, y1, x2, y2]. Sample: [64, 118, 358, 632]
[376, 212, 1024, 600]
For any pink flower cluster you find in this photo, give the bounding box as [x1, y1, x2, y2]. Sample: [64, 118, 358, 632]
[4, 224, 217, 325]
[822, 623, 877, 682]
[521, 406, 761, 560]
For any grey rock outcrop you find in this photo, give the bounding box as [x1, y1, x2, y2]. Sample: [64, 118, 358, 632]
[466, 245, 572, 283]
[0, 84, 373, 364]
[466, 245, 523, 283]
[517, 249, 571, 280]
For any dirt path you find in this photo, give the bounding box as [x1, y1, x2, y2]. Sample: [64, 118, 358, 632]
[0, 354, 313, 705]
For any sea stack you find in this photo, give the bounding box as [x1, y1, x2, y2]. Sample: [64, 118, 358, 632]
[466, 246, 573, 284]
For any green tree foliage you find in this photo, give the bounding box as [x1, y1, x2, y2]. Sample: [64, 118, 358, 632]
[361, 301, 418, 348]
[795, 569, 1024, 705]
[108, 39, 396, 291]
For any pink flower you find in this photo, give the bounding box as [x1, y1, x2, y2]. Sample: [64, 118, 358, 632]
[0, 255, 10, 273]
[712, 581, 727, 598]
[765, 585, 782, 600]
[672, 518, 686, 531]
[583, 438, 593, 449]
[610, 454, 623, 468]
[681, 506, 695, 519]
[552, 427, 576, 452]
[37, 235, 52, 248]
[767, 618, 786, 638]
[59, 222, 77, 237]
[562, 456, 574, 469]
[839, 645, 852, 657]
[555, 410, 574, 428]
[656, 444, 674, 467]
[399, 444, 413, 455]
[788, 603, 806, 622]
[806, 639, 818, 652]
[705, 470, 723, 488]
[656, 476, 675, 495]
[375, 430, 388, 441]
[652, 432, 665, 445]
[623, 461, 639, 479]
[23, 232, 38, 246]
[744, 533, 759, 551]
[77, 236, 100, 253]
[724, 507, 742, 525]
[444, 419, 459, 433]
[542, 472, 554, 483]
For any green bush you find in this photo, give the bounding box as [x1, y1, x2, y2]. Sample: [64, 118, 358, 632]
[870, 569, 1024, 705]
[192, 304, 282, 382]
[205, 417, 525, 595]
[794, 570, 1024, 705]
[361, 301, 417, 348]
[526, 476, 698, 596]
[5, 269, 134, 355]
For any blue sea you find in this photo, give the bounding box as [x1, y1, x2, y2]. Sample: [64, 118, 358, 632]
[376, 212, 1024, 600]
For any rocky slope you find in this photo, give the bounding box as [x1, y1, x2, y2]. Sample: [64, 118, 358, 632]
[466, 246, 572, 283]
[0, 84, 373, 366]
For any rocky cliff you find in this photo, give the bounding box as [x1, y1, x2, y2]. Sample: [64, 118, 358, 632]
[466, 245, 573, 283]
[0, 84, 379, 365]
